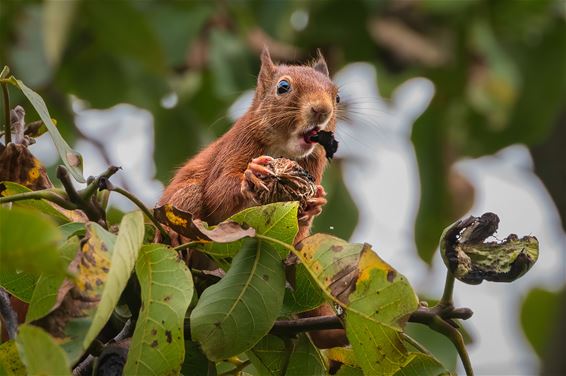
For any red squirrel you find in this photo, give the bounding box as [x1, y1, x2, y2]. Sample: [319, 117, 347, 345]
[159, 47, 337, 242]
[158, 48, 346, 348]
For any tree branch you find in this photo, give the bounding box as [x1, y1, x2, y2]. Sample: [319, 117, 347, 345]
[98, 179, 169, 242]
[0, 189, 78, 210]
[0, 288, 18, 340]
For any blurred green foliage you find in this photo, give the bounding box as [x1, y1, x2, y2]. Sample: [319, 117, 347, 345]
[1, 0, 565, 372]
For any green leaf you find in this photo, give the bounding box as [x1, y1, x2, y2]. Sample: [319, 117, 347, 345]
[15, 324, 70, 376]
[248, 334, 326, 376]
[294, 234, 447, 375]
[84, 0, 166, 74]
[181, 341, 217, 376]
[202, 202, 299, 259]
[520, 287, 562, 358]
[26, 236, 80, 322]
[10, 78, 84, 182]
[281, 263, 325, 315]
[147, 2, 213, 67]
[58, 222, 86, 239]
[0, 207, 65, 276]
[0, 341, 26, 376]
[42, 0, 79, 68]
[124, 244, 193, 375]
[0, 182, 71, 223]
[0, 271, 37, 303]
[84, 211, 144, 347]
[191, 238, 286, 361]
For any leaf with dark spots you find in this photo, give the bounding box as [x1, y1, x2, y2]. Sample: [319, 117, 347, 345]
[387, 270, 397, 283]
[0, 143, 52, 191]
[328, 263, 359, 304]
[293, 234, 444, 375]
[124, 245, 193, 375]
[331, 245, 343, 252]
[151, 340, 158, 348]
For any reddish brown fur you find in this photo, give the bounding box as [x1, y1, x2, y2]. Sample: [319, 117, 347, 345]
[159, 48, 337, 242]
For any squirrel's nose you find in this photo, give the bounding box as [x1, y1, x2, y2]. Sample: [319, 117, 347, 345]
[310, 105, 331, 124]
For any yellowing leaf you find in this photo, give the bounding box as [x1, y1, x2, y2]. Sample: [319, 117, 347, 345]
[84, 211, 144, 347]
[294, 234, 447, 375]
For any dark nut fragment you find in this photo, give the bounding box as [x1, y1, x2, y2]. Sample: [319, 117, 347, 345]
[440, 212, 539, 284]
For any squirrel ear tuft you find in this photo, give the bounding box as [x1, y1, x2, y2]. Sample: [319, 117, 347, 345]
[258, 46, 275, 87]
[313, 49, 329, 77]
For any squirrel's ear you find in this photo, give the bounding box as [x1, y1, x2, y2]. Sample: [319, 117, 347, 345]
[313, 49, 329, 77]
[258, 47, 275, 86]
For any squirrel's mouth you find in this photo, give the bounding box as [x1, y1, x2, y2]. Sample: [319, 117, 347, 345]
[303, 127, 320, 144]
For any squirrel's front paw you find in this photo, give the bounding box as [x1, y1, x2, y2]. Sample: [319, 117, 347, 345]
[241, 156, 274, 201]
[298, 185, 327, 225]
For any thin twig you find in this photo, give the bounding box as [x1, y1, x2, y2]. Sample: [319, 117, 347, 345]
[109, 186, 169, 242]
[174, 240, 207, 251]
[439, 270, 456, 308]
[0, 288, 18, 340]
[57, 165, 103, 222]
[0, 190, 78, 210]
[270, 315, 343, 336]
[218, 359, 251, 376]
[79, 166, 120, 201]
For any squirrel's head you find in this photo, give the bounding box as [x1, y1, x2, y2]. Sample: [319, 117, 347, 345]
[251, 47, 338, 160]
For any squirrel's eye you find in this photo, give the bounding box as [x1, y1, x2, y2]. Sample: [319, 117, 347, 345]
[336, 94, 341, 103]
[276, 80, 291, 95]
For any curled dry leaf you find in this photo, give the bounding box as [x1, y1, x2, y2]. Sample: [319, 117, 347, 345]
[154, 204, 255, 242]
[440, 212, 539, 284]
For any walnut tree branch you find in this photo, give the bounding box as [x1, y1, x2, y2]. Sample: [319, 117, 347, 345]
[0, 288, 18, 340]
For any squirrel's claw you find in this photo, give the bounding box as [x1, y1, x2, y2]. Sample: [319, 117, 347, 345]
[241, 156, 274, 201]
[298, 185, 327, 224]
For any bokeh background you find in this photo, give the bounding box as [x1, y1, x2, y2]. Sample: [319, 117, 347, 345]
[1, 0, 565, 374]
